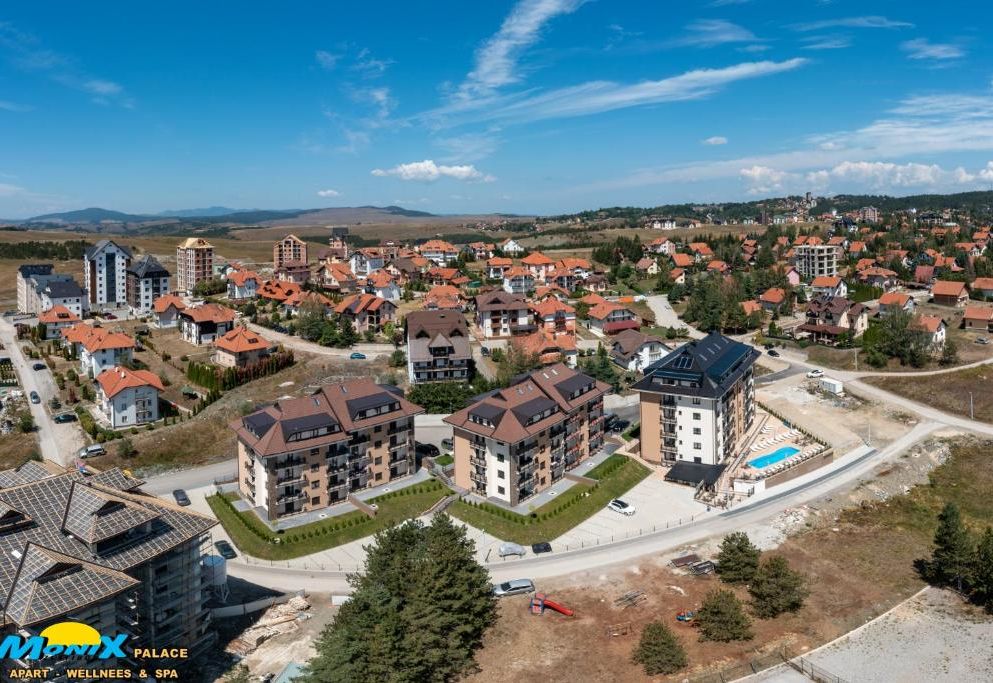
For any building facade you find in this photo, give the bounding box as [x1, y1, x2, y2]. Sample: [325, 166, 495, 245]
[475, 291, 534, 339]
[273, 234, 308, 269]
[96, 366, 163, 428]
[176, 238, 215, 293]
[126, 255, 171, 315]
[405, 310, 471, 384]
[232, 380, 424, 519]
[83, 240, 132, 308]
[793, 243, 841, 279]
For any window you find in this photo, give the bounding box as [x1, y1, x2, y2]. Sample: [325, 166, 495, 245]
[692, 397, 701, 405]
[311, 497, 320, 505]
[497, 486, 505, 495]
[374, 441, 382, 449]
[497, 470, 505, 479]
[310, 481, 319, 489]
[374, 456, 382, 466]
[693, 428, 701, 435]
[693, 442, 702, 450]
[692, 412, 701, 420]
[310, 463, 319, 472]
[497, 454, 505, 463]
[374, 472, 383, 481]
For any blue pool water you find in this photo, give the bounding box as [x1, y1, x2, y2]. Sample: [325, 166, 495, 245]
[748, 446, 800, 469]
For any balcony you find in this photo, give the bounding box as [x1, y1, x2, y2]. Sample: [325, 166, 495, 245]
[469, 469, 487, 486]
[518, 458, 538, 478]
[662, 409, 677, 421]
[275, 456, 304, 468]
[469, 453, 487, 469]
[348, 434, 370, 447]
[350, 456, 372, 472]
[277, 490, 305, 503]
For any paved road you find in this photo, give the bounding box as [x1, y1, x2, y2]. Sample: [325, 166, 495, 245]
[0, 320, 83, 466]
[644, 295, 704, 338]
[244, 321, 394, 359]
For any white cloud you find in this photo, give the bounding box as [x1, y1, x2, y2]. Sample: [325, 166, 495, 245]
[352, 48, 393, 77]
[703, 136, 728, 145]
[801, 35, 852, 50]
[738, 44, 771, 53]
[0, 182, 27, 197]
[789, 16, 913, 32]
[434, 133, 501, 162]
[901, 38, 964, 61]
[677, 20, 757, 48]
[83, 79, 122, 95]
[0, 100, 31, 112]
[456, 0, 587, 101]
[805, 161, 976, 191]
[317, 189, 341, 198]
[371, 159, 495, 182]
[315, 50, 339, 70]
[740, 165, 791, 194]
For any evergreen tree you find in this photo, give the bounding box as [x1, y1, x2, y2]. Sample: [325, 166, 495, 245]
[632, 621, 687, 676]
[939, 336, 959, 367]
[748, 556, 809, 618]
[697, 589, 753, 642]
[928, 502, 973, 592]
[971, 527, 993, 610]
[716, 532, 761, 584]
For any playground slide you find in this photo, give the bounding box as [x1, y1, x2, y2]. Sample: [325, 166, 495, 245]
[541, 599, 574, 617]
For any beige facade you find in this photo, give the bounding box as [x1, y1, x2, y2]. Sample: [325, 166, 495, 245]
[176, 238, 214, 292]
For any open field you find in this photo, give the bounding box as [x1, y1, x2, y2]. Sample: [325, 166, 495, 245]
[0, 429, 40, 469]
[0, 258, 78, 308]
[469, 436, 992, 682]
[863, 365, 993, 424]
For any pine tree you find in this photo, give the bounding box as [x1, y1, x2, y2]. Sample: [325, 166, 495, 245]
[632, 621, 687, 675]
[749, 556, 809, 618]
[716, 532, 761, 584]
[697, 589, 753, 642]
[928, 502, 973, 592]
[971, 527, 993, 610]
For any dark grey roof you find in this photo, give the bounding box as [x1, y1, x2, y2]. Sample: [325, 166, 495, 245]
[345, 393, 396, 419]
[89, 468, 145, 492]
[280, 414, 339, 441]
[84, 239, 132, 259]
[17, 264, 52, 278]
[469, 403, 504, 422]
[632, 332, 758, 399]
[665, 461, 725, 487]
[127, 254, 170, 279]
[42, 280, 84, 298]
[553, 373, 594, 400]
[511, 396, 558, 424]
[61, 482, 160, 544]
[243, 412, 277, 439]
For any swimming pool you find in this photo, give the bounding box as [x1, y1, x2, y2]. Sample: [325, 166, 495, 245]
[747, 446, 799, 469]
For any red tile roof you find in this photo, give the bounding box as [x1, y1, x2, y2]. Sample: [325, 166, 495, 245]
[96, 366, 163, 399]
[181, 303, 237, 324]
[214, 326, 271, 353]
[932, 280, 967, 297]
[152, 294, 186, 313]
[38, 305, 79, 324]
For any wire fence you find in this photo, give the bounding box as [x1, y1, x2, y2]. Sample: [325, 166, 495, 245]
[685, 646, 850, 683]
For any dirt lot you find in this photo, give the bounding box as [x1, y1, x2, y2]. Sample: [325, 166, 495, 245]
[863, 365, 993, 425]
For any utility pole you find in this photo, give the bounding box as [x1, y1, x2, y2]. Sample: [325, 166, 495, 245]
[970, 392, 975, 421]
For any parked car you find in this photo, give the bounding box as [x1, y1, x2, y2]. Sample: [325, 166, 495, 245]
[806, 369, 824, 379]
[103, 312, 117, 320]
[48, 397, 62, 409]
[441, 437, 454, 451]
[349, 352, 367, 360]
[763, 343, 774, 350]
[53, 412, 77, 424]
[498, 542, 526, 558]
[272, 324, 288, 333]
[531, 542, 553, 554]
[493, 578, 535, 597]
[31, 362, 46, 371]
[77, 444, 106, 459]
[480, 346, 490, 357]
[610, 418, 630, 434]
[767, 349, 781, 357]
[172, 489, 191, 506]
[415, 442, 440, 457]
[29, 391, 40, 404]
[607, 498, 636, 516]
[976, 337, 990, 345]
[214, 540, 237, 559]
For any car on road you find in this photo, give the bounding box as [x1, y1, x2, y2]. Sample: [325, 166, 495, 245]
[31, 362, 46, 371]
[172, 489, 191, 506]
[976, 337, 990, 345]
[53, 412, 77, 423]
[415, 442, 440, 458]
[806, 369, 824, 379]
[77, 444, 106, 459]
[607, 498, 636, 516]
[49, 397, 62, 410]
[29, 391, 40, 404]
[441, 437, 454, 451]
[767, 349, 781, 357]
[531, 542, 553, 554]
[214, 540, 237, 559]
[349, 352, 367, 360]
[493, 578, 535, 597]
[498, 542, 526, 558]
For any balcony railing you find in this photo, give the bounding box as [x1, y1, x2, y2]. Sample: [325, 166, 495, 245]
[519, 458, 538, 478]
[277, 490, 305, 503]
[470, 470, 487, 486]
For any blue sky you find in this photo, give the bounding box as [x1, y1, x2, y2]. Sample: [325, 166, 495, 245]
[2, 1, 992, 218]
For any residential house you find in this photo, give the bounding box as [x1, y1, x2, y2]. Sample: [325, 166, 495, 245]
[487, 257, 512, 279]
[858, 267, 900, 290]
[810, 276, 847, 299]
[385, 257, 425, 285]
[545, 268, 582, 293]
[405, 310, 471, 384]
[911, 315, 947, 348]
[522, 252, 555, 282]
[475, 291, 533, 339]
[502, 266, 535, 295]
[273, 234, 308, 269]
[740, 300, 762, 318]
[29, 277, 86, 318]
[512, 331, 578, 368]
[334, 294, 397, 334]
[646, 217, 677, 230]
[274, 262, 311, 284]
[535, 284, 570, 301]
[932, 280, 969, 307]
[419, 239, 460, 266]
[152, 293, 186, 328]
[971, 278, 993, 300]
[610, 329, 669, 372]
[499, 238, 525, 256]
[797, 296, 868, 344]
[349, 249, 385, 278]
[179, 304, 237, 345]
[175, 237, 214, 293]
[70, 325, 136, 376]
[584, 273, 608, 292]
[282, 290, 333, 317]
[688, 243, 714, 261]
[963, 306, 993, 332]
[759, 287, 787, 312]
[125, 255, 170, 315]
[227, 269, 262, 300]
[366, 270, 401, 301]
[37, 305, 80, 340]
[634, 257, 658, 276]
[96, 366, 163, 428]
[258, 280, 302, 304]
[646, 238, 676, 255]
[671, 253, 694, 269]
[445, 364, 608, 505]
[848, 241, 867, 256]
[531, 297, 576, 334]
[587, 302, 641, 335]
[707, 260, 730, 275]
[914, 265, 936, 286]
[315, 262, 357, 293]
[213, 326, 272, 368]
[669, 268, 686, 285]
[424, 285, 464, 311]
[427, 267, 462, 287]
[465, 242, 496, 260]
[232, 379, 424, 518]
[553, 258, 593, 279]
[877, 291, 916, 317]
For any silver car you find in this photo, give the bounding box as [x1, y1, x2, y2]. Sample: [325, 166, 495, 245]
[493, 579, 535, 597]
[498, 542, 526, 558]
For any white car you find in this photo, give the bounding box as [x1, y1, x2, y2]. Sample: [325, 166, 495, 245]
[607, 498, 636, 516]
[806, 369, 824, 379]
[498, 542, 526, 558]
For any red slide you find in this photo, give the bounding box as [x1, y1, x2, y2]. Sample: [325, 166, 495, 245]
[541, 599, 574, 617]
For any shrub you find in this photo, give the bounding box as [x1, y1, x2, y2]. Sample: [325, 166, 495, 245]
[716, 532, 761, 584]
[632, 621, 687, 676]
[749, 556, 809, 619]
[697, 589, 753, 642]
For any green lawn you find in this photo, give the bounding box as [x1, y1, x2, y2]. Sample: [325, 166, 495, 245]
[207, 480, 450, 560]
[447, 454, 651, 544]
[434, 454, 454, 466]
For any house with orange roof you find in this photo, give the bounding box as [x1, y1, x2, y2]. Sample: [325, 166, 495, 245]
[74, 326, 136, 376]
[38, 305, 80, 340]
[226, 269, 262, 300]
[545, 268, 582, 293]
[365, 269, 401, 301]
[579, 293, 608, 307]
[669, 267, 686, 285]
[854, 258, 877, 273]
[334, 293, 397, 334]
[848, 241, 866, 255]
[464, 242, 496, 260]
[645, 237, 676, 255]
[858, 267, 900, 290]
[531, 297, 576, 334]
[424, 284, 464, 311]
[971, 277, 993, 300]
[213, 326, 272, 368]
[511, 330, 578, 368]
[688, 242, 714, 261]
[283, 290, 334, 317]
[152, 293, 186, 328]
[670, 253, 694, 269]
[810, 275, 847, 299]
[179, 303, 237, 345]
[534, 284, 570, 301]
[706, 260, 730, 275]
[914, 265, 936, 286]
[258, 279, 302, 303]
[587, 301, 640, 335]
[486, 256, 513, 279]
[96, 366, 164, 428]
[315, 262, 358, 293]
[954, 242, 984, 258]
[932, 280, 969, 307]
[963, 305, 993, 331]
[522, 251, 554, 281]
[419, 239, 459, 266]
[740, 300, 762, 318]
[426, 267, 461, 287]
[636, 255, 659, 275]
[759, 287, 787, 312]
[502, 266, 535, 295]
[553, 257, 593, 277]
[877, 291, 915, 317]
[911, 315, 947, 348]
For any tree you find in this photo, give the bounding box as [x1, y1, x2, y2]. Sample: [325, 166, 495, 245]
[118, 438, 136, 459]
[716, 532, 761, 584]
[939, 336, 959, 367]
[389, 349, 406, 368]
[18, 412, 35, 433]
[697, 589, 753, 642]
[296, 300, 329, 342]
[927, 502, 973, 592]
[748, 556, 809, 618]
[495, 343, 541, 387]
[971, 527, 993, 610]
[632, 621, 687, 676]
[302, 516, 497, 683]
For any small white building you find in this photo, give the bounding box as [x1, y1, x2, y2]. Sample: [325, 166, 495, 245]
[499, 238, 525, 256]
[96, 366, 163, 428]
[77, 328, 136, 377]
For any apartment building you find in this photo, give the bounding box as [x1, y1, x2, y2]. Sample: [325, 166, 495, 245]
[273, 234, 308, 269]
[17, 265, 87, 317]
[793, 243, 841, 279]
[232, 380, 424, 519]
[474, 290, 534, 339]
[445, 364, 608, 506]
[16, 265, 56, 314]
[634, 333, 758, 478]
[176, 238, 215, 293]
[83, 239, 132, 307]
[405, 310, 471, 384]
[126, 254, 171, 315]
[0, 463, 217, 679]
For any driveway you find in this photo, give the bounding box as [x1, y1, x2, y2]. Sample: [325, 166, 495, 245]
[644, 295, 704, 339]
[244, 322, 393, 359]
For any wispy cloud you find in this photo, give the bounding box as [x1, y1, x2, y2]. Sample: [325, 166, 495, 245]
[352, 48, 394, 77]
[710, 0, 752, 6]
[702, 136, 728, 145]
[901, 38, 964, 61]
[434, 132, 501, 162]
[0, 100, 32, 112]
[740, 165, 789, 194]
[801, 35, 852, 50]
[315, 50, 340, 70]
[317, 189, 341, 198]
[0, 21, 132, 107]
[788, 16, 913, 32]
[676, 20, 757, 48]
[372, 159, 495, 182]
[455, 0, 587, 102]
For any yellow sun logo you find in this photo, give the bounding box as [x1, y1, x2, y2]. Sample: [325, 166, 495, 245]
[39, 622, 102, 647]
